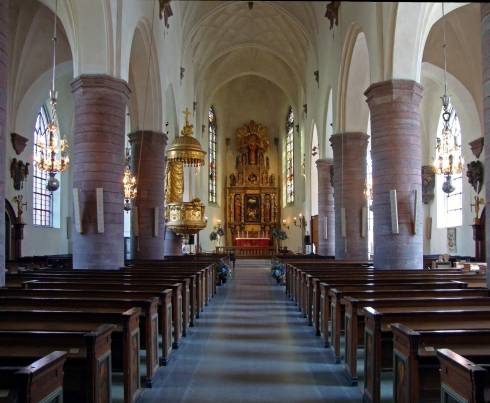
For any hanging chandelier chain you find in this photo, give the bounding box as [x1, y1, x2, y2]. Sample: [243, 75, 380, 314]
[51, 0, 58, 99]
[441, 2, 449, 100]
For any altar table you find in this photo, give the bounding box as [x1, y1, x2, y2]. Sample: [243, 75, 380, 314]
[234, 237, 271, 247]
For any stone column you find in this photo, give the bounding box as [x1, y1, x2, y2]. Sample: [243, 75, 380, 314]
[164, 228, 181, 256]
[330, 133, 368, 260]
[0, 0, 8, 286]
[130, 130, 167, 260]
[365, 80, 423, 269]
[482, 4, 490, 287]
[71, 75, 130, 269]
[316, 158, 335, 256]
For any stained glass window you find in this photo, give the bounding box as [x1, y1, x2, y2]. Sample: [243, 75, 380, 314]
[33, 105, 54, 227]
[436, 103, 463, 228]
[286, 106, 295, 204]
[208, 106, 217, 204]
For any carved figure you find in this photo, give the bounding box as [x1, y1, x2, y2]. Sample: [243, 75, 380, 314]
[238, 172, 243, 185]
[13, 194, 27, 224]
[229, 174, 236, 187]
[248, 138, 258, 165]
[236, 155, 240, 169]
[421, 165, 436, 204]
[234, 195, 242, 223]
[467, 160, 484, 194]
[248, 173, 258, 184]
[266, 156, 270, 170]
[269, 174, 275, 186]
[159, 0, 173, 28]
[264, 195, 271, 222]
[10, 158, 29, 191]
[261, 172, 268, 185]
[325, 1, 340, 30]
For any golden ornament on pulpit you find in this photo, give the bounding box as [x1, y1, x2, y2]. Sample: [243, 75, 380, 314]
[164, 108, 206, 236]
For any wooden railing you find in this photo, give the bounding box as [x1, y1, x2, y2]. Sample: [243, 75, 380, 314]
[215, 246, 276, 258]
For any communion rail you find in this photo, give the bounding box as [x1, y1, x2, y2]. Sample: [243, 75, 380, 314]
[215, 246, 275, 258]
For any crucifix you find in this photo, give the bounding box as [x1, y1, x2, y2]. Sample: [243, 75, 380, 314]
[471, 195, 485, 223]
[183, 107, 192, 123]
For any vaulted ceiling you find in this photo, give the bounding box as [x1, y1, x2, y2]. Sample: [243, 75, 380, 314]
[178, 1, 320, 103]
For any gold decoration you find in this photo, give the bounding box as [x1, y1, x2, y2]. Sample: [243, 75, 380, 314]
[165, 108, 206, 166]
[165, 198, 206, 236]
[164, 161, 184, 204]
[164, 108, 206, 236]
[123, 147, 137, 211]
[471, 195, 485, 223]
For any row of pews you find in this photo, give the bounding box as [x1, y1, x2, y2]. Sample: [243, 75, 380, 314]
[283, 258, 490, 403]
[0, 254, 228, 403]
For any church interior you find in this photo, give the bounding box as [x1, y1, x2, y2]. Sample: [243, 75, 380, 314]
[1, 1, 490, 402]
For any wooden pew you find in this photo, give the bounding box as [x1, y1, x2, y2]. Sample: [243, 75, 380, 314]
[0, 351, 66, 403]
[23, 279, 184, 350]
[363, 306, 490, 403]
[319, 281, 467, 348]
[437, 348, 490, 403]
[0, 287, 174, 366]
[341, 290, 490, 383]
[0, 325, 114, 403]
[0, 307, 141, 403]
[0, 295, 160, 387]
[392, 324, 490, 402]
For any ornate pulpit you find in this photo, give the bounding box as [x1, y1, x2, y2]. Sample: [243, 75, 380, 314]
[226, 121, 279, 246]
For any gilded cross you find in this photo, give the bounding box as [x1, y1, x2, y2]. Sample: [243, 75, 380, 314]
[182, 107, 191, 123]
[471, 195, 485, 221]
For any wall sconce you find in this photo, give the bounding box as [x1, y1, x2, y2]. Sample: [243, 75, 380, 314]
[293, 213, 306, 228]
[282, 218, 289, 229]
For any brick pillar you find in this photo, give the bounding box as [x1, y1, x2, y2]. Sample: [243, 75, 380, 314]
[365, 80, 423, 269]
[130, 131, 167, 259]
[483, 4, 490, 287]
[164, 228, 181, 256]
[316, 158, 335, 256]
[71, 75, 130, 269]
[0, 0, 8, 286]
[330, 133, 368, 259]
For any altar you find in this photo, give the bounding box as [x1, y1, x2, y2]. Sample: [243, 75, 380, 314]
[234, 237, 271, 248]
[224, 120, 280, 247]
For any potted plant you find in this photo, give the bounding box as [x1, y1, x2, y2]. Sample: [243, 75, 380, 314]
[217, 261, 231, 284]
[271, 260, 285, 284]
[271, 226, 288, 254]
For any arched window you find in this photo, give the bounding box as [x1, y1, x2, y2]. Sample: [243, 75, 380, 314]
[33, 105, 54, 227]
[285, 106, 295, 205]
[366, 120, 374, 259]
[208, 106, 217, 204]
[436, 103, 463, 228]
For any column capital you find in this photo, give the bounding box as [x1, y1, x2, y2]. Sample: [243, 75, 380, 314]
[71, 74, 131, 99]
[364, 79, 423, 107]
[128, 130, 168, 148]
[330, 132, 368, 149]
[315, 158, 334, 169]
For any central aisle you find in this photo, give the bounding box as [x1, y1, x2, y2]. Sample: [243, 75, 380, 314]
[140, 259, 362, 403]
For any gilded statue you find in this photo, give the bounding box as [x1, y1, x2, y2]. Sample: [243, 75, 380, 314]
[165, 160, 184, 203]
[234, 195, 242, 223]
[13, 194, 27, 224]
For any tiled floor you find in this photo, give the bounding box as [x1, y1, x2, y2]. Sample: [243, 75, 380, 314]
[138, 259, 363, 403]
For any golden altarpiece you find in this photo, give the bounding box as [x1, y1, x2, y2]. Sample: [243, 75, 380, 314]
[226, 121, 279, 247]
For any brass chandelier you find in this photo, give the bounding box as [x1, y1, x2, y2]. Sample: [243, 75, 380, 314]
[34, 0, 69, 192]
[432, 2, 464, 194]
[123, 147, 137, 211]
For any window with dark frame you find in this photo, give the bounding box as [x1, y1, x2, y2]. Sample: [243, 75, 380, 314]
[286, 106, 295, 204]
[33, 105, 54, 227]
[208, 106, 217, 204]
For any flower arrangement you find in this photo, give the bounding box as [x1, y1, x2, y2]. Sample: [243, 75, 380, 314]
[271, 227, 288, 241]
[209, 231, 218, 241]
[217, 261, 231, 284]
[270, 260, 285, 284]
